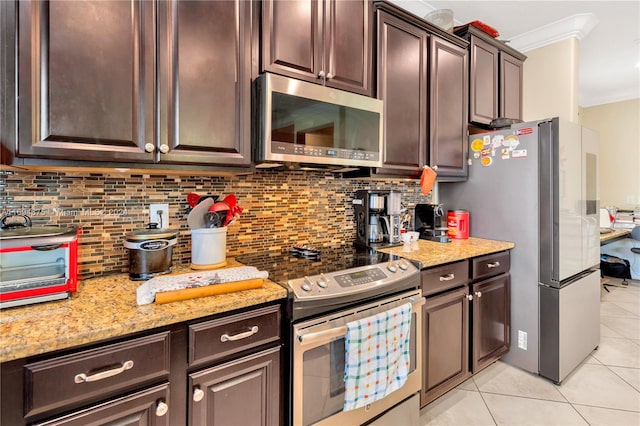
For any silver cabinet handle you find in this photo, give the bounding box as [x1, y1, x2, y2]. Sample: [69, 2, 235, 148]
[74, 360, 134, 383]
[487, 261, 500, 268]
[144, 143, 155, 153]
[432, 165, 439, 171]
[326, 72, 334, 80]
[155, 401, 169, 417]
[475, 291, 482, 298]
[466, 294, 473, 301]
[439, 273, 455, 281]
[221, 326, 259, 342]
[193, 387, 205, 402]
[159, 144, 170, 154]
[318, 70, 325, 78]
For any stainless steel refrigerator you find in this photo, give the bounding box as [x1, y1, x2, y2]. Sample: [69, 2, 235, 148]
[441, 117, 600, 384]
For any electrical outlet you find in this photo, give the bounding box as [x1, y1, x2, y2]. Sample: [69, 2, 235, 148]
[518, 330, 527, 350]
[149, 203, 169, 228]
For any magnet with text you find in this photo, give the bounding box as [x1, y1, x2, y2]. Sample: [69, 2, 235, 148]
[512, 149, 527, 158]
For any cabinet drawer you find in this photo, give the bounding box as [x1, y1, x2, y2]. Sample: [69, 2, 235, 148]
[25, 332, 170, 418]
[471, 251, 510, 281]
[189, 305, 281, 367]
[421, 260, 469, 296]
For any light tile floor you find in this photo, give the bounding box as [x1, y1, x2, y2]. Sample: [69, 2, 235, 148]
[420, 278, 640, 425]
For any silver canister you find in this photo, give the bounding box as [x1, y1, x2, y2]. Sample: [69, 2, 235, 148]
[124, 225, 178, 280]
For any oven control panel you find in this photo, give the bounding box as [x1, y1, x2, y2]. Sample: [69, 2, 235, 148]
[288, 259, 418, 301]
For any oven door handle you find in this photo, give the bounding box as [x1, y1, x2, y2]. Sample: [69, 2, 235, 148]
[297, 296, 425, 347]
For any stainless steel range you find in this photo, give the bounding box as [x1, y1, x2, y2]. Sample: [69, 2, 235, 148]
[237, 246, 424, 426]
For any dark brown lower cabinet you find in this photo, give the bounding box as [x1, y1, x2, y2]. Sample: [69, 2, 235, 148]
[189, 347, 281, 426]
[471, 273, 511, 373]
[421, 286, 470, 406]
[34, 384, 170, 426]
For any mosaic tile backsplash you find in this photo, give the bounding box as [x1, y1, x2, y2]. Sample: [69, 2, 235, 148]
[1, 170, 432, 279]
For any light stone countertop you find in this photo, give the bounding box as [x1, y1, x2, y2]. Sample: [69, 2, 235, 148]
[377, 237, 515, 268]
[0, 259, 288, 363]
[599, 228, 631, 245]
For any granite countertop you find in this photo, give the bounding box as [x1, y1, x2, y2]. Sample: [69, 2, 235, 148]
[378, 237, 515, 268]
[0, 259, 288, 363]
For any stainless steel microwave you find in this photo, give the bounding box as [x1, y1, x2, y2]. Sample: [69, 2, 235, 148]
[253, 73, 383, 169]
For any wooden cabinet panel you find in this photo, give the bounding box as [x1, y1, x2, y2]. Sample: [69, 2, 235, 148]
[376, 11, 427, 170]
[188, 305, 281, 367]
[421, 286, 470, 407]
[262, 0, 372, 95]
[35, 383, 170, 426]
[189, 347, 281, 426]
[469, 35, 499, 125]
[500, 52, 524, 121]
[25, 332, 170, 418]
[471, 273, 511, 372]
[471, 251, 510, 281]
[17, 0, 155, 162]
[421, 260, 469, 297]
[158, 0, 251, 165]
[429, 36, 469, 178]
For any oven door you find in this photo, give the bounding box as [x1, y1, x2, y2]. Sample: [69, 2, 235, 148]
[292, 290, 424, 426]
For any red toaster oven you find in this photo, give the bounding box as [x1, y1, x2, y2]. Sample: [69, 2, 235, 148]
[0, 214, 79, 309]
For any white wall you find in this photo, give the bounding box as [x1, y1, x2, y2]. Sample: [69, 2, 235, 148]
[580, 99, 640, 210]
[522, 38, 580, 123]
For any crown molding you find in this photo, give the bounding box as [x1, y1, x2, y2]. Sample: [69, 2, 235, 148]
[507, 13, 599, 52]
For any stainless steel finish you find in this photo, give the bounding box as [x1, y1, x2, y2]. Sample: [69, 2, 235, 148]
[155, 401, 169, 417]
[369, 193, 386, 211]
[144, 142, 155, 152]
[255, 73, 384, 168]
[220, 326, 259, 342]
[440, 274, 455, 281]
[487, 261, 500, 268]
[193, 387, 205, 402]
[74, 360, 134, 383]
[292, 289, 423, 426]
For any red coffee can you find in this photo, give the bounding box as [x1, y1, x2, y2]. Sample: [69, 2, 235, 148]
[447, 210, 469, 239]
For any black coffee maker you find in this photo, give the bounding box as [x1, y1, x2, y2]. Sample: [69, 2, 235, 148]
[414, 203, 450, 243]
[353, 190, 402, 248]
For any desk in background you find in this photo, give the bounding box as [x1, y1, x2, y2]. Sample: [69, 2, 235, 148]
[600, 229, 631, 246]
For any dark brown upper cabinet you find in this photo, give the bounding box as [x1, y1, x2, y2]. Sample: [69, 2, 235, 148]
[455, 25, 526, 127]
[15, 0, 155, 163]
[8, 0, 251, 168]
[157, 0, 252, 166]
[376, 10, 428, 171]
[261, 0, 373, 96]
[429, 36, 468, 179]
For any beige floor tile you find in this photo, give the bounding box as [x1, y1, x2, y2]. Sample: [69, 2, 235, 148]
[601, 315, 640, 340]
[584, 353, 602, 364]
[608, 366, 640, 392]
[420, 389, 495, 426]
[611, 300, 640, 317]
[481, 393, 587, 426]
[631, 339, 640, 347]
[456, 377, 478, 391]
[601, 301, 638, 318]
[591, 337, 640, 368]
[601, 323, 625, 338]
[473, 361, 565, 402]
[555, 363, 640, 412]
[573, 404, 640, 426]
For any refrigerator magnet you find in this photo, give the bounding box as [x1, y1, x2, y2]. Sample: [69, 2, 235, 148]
[512, 149, 528, 158]
[503, 135, 520, 151]
[481, 156, 493, 166]
[471, 138, 484, 152]
[501, 148, 510, 159]
[483, 135, 491, 145]
[491, 135, 504, 148]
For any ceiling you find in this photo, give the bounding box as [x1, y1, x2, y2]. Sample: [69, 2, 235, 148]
[392, 1, 640, 107]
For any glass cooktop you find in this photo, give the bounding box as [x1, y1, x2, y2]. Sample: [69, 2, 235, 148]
[235, 246, 394, 285]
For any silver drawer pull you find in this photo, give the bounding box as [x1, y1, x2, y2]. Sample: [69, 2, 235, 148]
[74, 360, 134, 383]
[221, 326, 259, 342]
[155, 401, 169, 417]
[439, 274, 455, 281]
[487, 261, 501, 268]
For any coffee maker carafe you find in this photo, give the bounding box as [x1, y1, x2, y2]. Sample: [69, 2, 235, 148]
[414, 203, 451, 243]
[353, 190, 402, 248]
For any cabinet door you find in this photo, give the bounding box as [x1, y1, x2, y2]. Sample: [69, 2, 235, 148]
[35, 383, 170, 426]
[158, 0, 251, 165]
[323, 0, 373, 95]
[421, 286, 470, 407]
[468, 35, 498, 125]
[376, 11, 428, 170]
[500, 52, 524, 121]
[471, 273, 511, 373]
[262, 0, 322, 83]
[17, 0, 155, 162]
[429, 36, 469, 178]
[189, 347, 280, 426]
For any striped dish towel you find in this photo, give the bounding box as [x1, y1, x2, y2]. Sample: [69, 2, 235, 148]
[343, 302, 412, 411]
